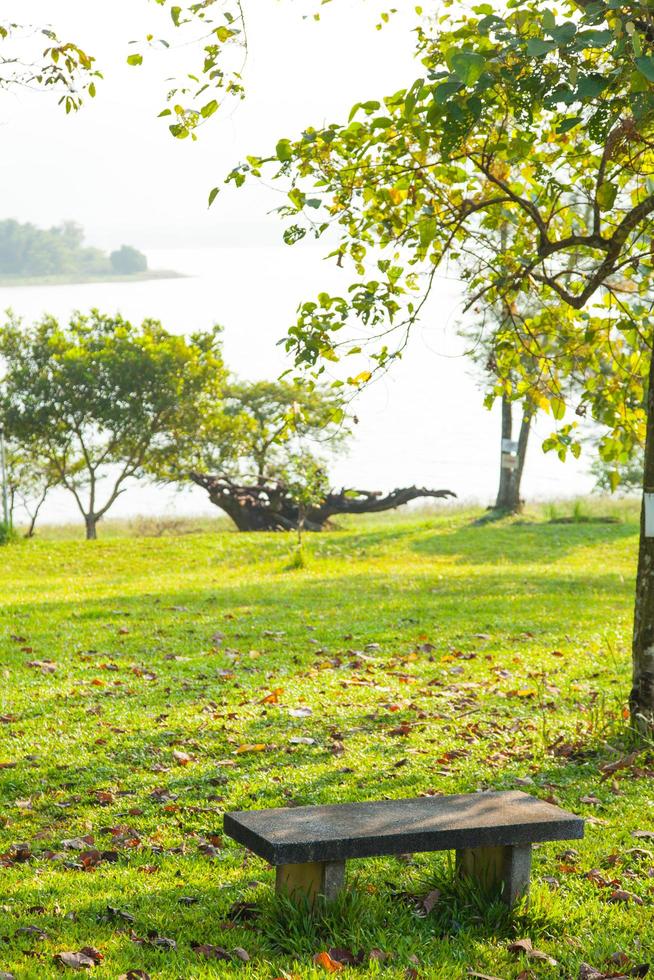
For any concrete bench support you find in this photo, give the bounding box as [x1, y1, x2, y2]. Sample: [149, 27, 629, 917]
[276, 859, 345, 904]
[456, 843, 532, 906]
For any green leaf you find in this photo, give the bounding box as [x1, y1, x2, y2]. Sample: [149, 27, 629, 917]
[576, 73, 608, 100]
[526, 38, 556, 57]
[597, 181, 618, 210]
[635, 56, 654, 83]
[276, 139, 292, 163]
[541, 9, 555, 30]
[201, 99, 218, 119]
[419, 218, 438, 248]
[556, 115, 582, 133]
[549, 22, 576, 45]
[450, 51, 486, 87]
[208, 187, 220, 208]
[126, 54, 143, 66]
[551, 396, 565, 421]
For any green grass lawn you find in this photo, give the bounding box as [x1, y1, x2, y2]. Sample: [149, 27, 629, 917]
[0, 507, 651, 978]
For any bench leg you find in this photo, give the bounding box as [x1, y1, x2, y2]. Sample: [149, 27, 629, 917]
[275, 860, 346, 905]
[455, 844, 532, 907]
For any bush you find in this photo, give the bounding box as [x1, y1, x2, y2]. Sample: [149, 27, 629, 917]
[0, 521, 17, 545]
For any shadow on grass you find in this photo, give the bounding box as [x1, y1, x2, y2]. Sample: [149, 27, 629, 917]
[410, 519, 638, 566]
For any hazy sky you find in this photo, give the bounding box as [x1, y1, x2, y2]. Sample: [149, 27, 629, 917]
[2, 2, 419, 248]
[0, 3, 598, 522]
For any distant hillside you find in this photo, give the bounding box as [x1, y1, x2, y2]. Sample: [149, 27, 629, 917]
[0, 220, 182, 285]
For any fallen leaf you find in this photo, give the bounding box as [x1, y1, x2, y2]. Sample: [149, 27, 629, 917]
[260, 688, 284, 704]
[327, 948, 364, 966]
[53, 951, 96, 970]
[78, 949, 103, 965]
[61, 836, 94, 850]
[369, 949, 388, 962]
[608, 888, 644, 905]
[236, 743, 266, 754]
[192, 943, 230, 960]
[422, 888, 441, 914]
[313, 951, 344, 973]
[150, 936, 176, 950]
[172, 750, 192, 766]
[507, 938, 557, 966]
[27, 659, 56, 673]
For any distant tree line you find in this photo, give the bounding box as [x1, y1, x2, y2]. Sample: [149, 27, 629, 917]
[0, 311, 454, 539]
[0, 220, 147, 278]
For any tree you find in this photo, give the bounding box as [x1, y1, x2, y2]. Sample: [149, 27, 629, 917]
[4, 443, 57, 537]
[191, 474, 456, 531]
[110, 245, 148, 275]
[0, 311, 227, 539]
[0, 220, 151, 279]
[184, 379, 455, 529]
[223, 2, 654, 733]
[221, 379, 348, 481]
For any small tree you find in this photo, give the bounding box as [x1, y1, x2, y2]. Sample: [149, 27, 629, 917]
[281, 450, 330, 565]
[4, 444, 57, 536]
[0, 311, 227, 539]
[110, 245, 148, 275]
[219, 379, 348, 481]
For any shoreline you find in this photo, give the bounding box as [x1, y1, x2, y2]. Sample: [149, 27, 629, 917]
[0, 269, 187, 289]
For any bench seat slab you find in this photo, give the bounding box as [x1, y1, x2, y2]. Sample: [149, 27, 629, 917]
[224, 791, 583, 866]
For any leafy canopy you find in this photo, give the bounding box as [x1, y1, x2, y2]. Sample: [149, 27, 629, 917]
[0, 311, 227, 533]
[227, 0, 654, 474]
[192, 378, 349, 481]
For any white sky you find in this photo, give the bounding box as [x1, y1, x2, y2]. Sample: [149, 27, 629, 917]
[1, 1, 419, 248]
[0, 2, 599, 522]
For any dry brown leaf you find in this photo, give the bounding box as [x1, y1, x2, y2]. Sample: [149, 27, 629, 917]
[313, 951, 344, 973]
[192, 943, 231, 960]
[53, 951, 96, 970]
[608, 888, 644, 905]
[507, 938, 557, 966]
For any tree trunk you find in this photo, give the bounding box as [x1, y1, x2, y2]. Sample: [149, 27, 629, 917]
[631, 350, 654, 734]
[190, 474, 456, 532]
[85, 514, 98, 540]
[24, 489, 49, 538]
[494, 397, 531, 513]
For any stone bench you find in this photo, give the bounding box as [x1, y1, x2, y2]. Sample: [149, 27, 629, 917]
[224, 790, 584, 907]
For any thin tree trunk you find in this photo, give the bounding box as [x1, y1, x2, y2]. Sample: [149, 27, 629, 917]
[24, 489, 49, 538]
[85, 513, 98, 540]
[631, 350, 654, 734]
[494, 399, 531, 513]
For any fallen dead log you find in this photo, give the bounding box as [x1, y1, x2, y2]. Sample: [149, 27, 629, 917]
[190, 474, 456, 532]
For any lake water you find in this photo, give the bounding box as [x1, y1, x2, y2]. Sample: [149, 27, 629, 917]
[0, 245, 595, 526]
